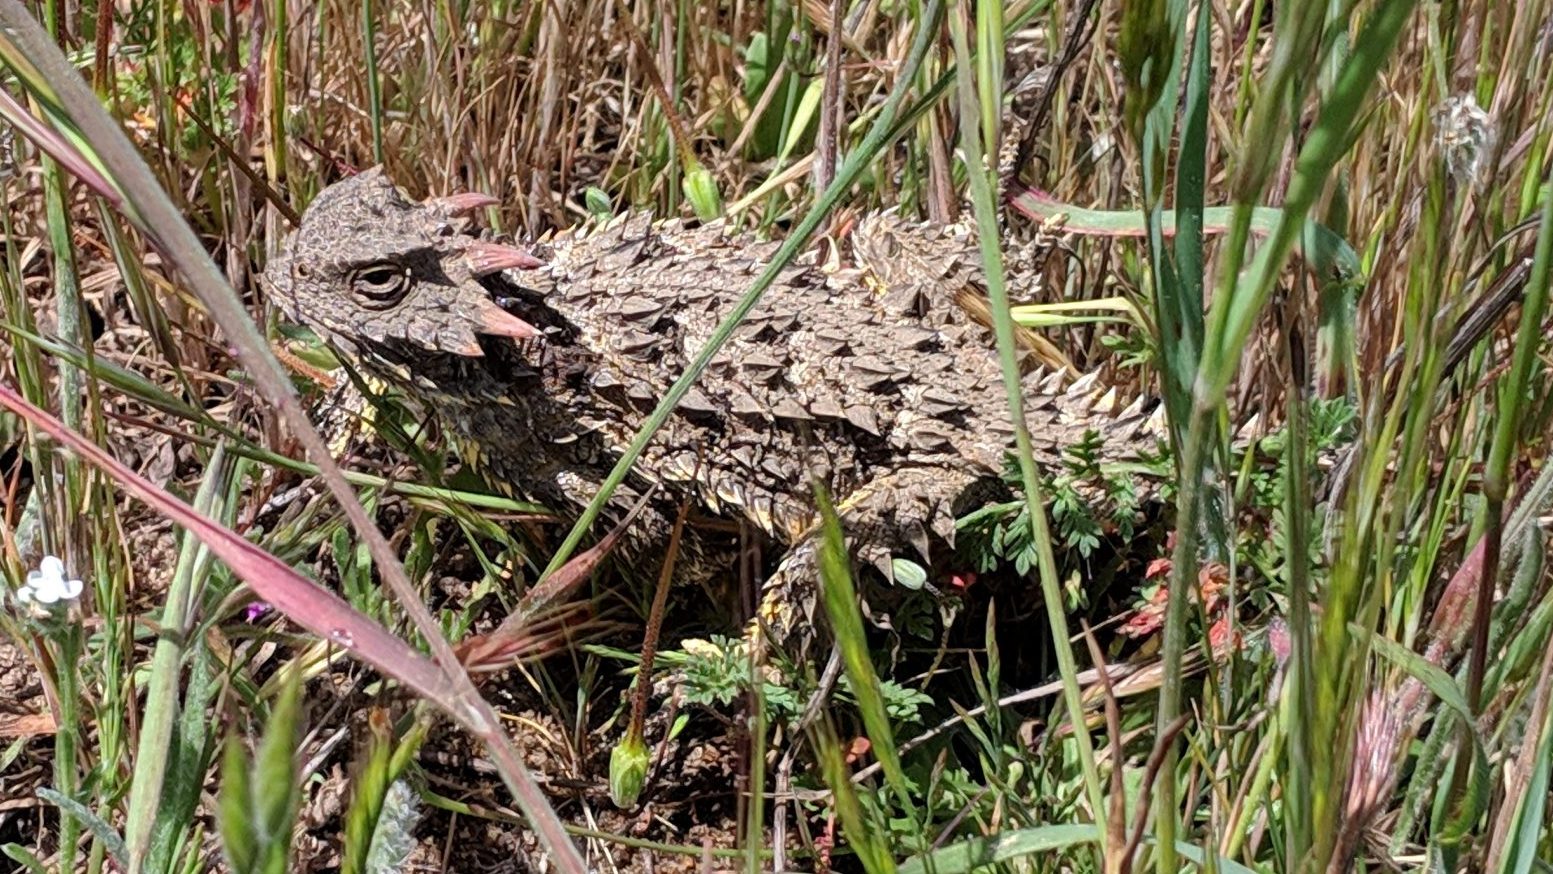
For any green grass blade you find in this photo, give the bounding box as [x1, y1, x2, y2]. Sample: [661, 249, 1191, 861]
[813, 484, 910, 818]
[947, 0, 1105, 844]
[0, 9, 583, 853]
[1494, 664, 1553, 874]
[362, 0, 384, 165]
[218, 722, 258, 873]
[811, 487, 901, 873]
[35, 787, 127, 869]
[0, 845, 49, 874]
[537, 0, 944, 578]
[1007, 191, 1363, 283]
[125, 445, 233, 873]
[254, 671, 304, 874]
[1208, 0, 1420, 397]
[898, 824, 1101, 874]
[899, 823, 1267, 874]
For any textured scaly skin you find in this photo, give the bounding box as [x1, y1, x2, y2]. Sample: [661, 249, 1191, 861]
[265, 169, 1162, 647]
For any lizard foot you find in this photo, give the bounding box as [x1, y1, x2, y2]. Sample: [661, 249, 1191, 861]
[747, 465, 1007, 656]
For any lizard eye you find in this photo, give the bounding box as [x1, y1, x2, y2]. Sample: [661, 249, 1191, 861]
[351, 263, 412, 309]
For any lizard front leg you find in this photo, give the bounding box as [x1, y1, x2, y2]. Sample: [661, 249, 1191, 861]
[749, 463, 1005, 653]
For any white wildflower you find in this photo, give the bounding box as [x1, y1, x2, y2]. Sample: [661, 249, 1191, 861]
[18, 555, 84, 605]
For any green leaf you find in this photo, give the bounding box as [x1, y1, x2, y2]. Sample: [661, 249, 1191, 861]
[899, 824, 1101, 873]
[254, 672, 304, 874]
[668, 713, 690, 742]
[1355, 623, 1492, 852]
[342, 711, 394, 874]
[775, 78, 824, 166]
[891, 557, 928, 590]
[816, 485, 908, 809]
[218, 730, 257, 874]
[0, 844, 48, 874]
[130, 447, 233, 871]
[1499, 684, 1553, 874]
[898, 826, 1265, 874]
[35, 789, 127, 868]
[742, 32, 772, 99]
[1354, 623, 1474, 725]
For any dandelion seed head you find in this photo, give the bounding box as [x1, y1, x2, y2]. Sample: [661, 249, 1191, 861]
[1432, 94, 1495, 188]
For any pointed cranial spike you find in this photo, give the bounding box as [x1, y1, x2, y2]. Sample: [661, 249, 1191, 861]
[426, 191, 499, 217]
[463, 240, 544, 276]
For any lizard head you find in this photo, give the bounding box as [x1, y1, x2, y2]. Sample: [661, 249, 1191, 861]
[264, 167, 542, 358]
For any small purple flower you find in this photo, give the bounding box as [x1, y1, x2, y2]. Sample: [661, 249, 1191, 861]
[243, 600, 274, 622]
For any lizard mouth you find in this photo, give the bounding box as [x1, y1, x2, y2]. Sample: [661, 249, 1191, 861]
[459, 240, 546, 346]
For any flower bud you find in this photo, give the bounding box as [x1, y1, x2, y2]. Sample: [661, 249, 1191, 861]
[682, 163, 722, 221]
[609, 732, 651, 808]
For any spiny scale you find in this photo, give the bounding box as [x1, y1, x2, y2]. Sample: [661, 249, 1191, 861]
[265, 169, 1165, 648]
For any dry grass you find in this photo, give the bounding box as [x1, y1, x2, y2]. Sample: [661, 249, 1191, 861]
[0, 0, 1551, 870]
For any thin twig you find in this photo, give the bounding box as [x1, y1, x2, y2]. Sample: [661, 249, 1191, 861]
[813, 0, 845, 192]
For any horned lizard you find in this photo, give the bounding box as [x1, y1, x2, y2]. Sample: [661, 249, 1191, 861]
[264, 168, 1162, 646]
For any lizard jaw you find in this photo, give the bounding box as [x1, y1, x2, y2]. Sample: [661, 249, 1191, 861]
[472, 297, 541, 341]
